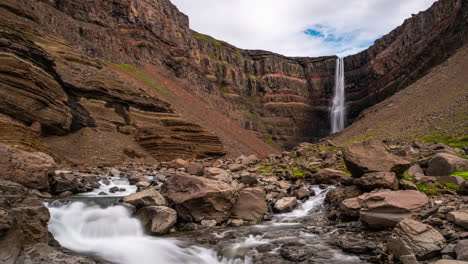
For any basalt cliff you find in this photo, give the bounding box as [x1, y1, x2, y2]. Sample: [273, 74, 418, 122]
[0, 0, 466, 164]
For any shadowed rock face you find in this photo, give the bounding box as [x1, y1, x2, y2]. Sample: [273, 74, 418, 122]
[0, 0, 466, 162]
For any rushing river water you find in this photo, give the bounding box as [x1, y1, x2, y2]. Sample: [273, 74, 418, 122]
[47, 177, 362, 264]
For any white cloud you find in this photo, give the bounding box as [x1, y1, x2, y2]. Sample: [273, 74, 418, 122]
[170, 0, 437, 57]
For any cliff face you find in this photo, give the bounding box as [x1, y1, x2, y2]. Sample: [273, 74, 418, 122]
[0, 0, 466, 163]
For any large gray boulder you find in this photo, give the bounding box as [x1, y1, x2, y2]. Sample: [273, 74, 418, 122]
[426, 153, 468, 176]
[342, 140, 410, 177]
[387, 219, 446, 261]
[274, 197, 298, 213]
[162, 173, 237, 223]
[313, 168, 351, 184]
[447, 210, 468, 230]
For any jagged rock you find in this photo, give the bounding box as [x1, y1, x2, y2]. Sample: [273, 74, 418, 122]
[231, 187, 268, 221]
[0, 144, 56, 191]
[50, 172, 79, 194]
[135, 206, 177, 235]
[325, 185, 362, 208]
[123, 188, 167, 208]
[341, 190, 429, 229]
[427, 153, 468, 176]
[186, 162, 204, 176]
[407, 164, 424, 177]
[387, 219, 446, 260]
[239, 174, 258, 186]
[274, 197, 298, 213]
[313, 168, 351, 184]
[400, 180, 418, 190]
[447, 210, 468, 230]
[293, 188, 311, 200]
[162, 173, 237, 223]
[278, 181, 292, 190]
[168, 158, 189, 169]
[354, 172, 399, 191]
[342, 140, 410, 177]
[455, 240, 468, 260]
[204, 167, 229, 180]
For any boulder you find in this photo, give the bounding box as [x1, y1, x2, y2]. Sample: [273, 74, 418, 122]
[325, 185, 363, 208]
[342, 140, 410, 177]
[228, 163, 244, 172]
[135, 206, 177, 235]
[204, 167, 229, 180]
[50, 172, 79, 194]
[274, 197, 298, 213]
[455, 240, 468, 260]
[123, 188, 167, 208]
[168, 158, 189, 169]
[354, 172, 399, 191]
[231, 187, 268, 221]
[340, 197, 362, 217]
[239, 174, 258, 186]
[241, 155, 258, 165]
[162, 173, 237, 223]
[400, 180, 418, 190]
[278, 180, 292, 190]
[186, 162, 204, 176]
[293, 188, 311, 200]
[447, 210, 468, 230]
[0, 144, 56, 191]
[426, 153, 468, 176]
[407, 164, 424, 177]
[313, 168, 351, 184]
[387, 219, 446, 260]
[438, 176, 465, 186]
[341, 190, 429, 229]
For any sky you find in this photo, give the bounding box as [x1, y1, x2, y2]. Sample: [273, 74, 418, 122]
[170, 0, 437, 57]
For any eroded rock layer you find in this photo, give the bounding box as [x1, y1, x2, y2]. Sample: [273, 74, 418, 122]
[0, 0, 466, 162]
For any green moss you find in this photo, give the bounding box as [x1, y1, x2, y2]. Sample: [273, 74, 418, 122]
[112, 63, 167, 94]
[416, 184, 440, 196]
[293, 169, 307, 178]
[219, 86, 228, 95]
[439, 181, 460, 191]
[265, 138, 274, 144]
[243, 111, 258, 119]
[258, 169, 270, 174]
[419, 134, 468, 149]
[402, 170, 417, 183]
[450, 171, 468, 180]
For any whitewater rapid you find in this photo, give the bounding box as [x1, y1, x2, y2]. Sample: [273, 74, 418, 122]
[47, 183, 360, 264]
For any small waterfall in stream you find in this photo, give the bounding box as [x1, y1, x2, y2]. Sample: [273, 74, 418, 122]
[330, 57, 346, 134]
[47, 181, 361, 264]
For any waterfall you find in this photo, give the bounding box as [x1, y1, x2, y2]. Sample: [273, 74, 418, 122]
[330, 57, 346, 134]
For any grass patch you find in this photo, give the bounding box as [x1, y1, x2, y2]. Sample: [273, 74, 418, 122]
[402, 170, 416, 182]
[265, 138, 274, 144]
[192, 31, 223, 47]
[450, 171, 468, 180]
[419, 134, 468, 149]
[112, 63, 167, 94]
[293, 169, 307, 178]
[219, 86, 228, 95]
[416, 184, 441, 196]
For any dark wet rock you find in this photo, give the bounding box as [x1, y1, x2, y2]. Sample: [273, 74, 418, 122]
[50, 172, 79, 194]
[109, 186, 120, 193]
[387, 219, 446, 260]
[342, 140, 410, 177]
[427, 153, 468, 176]
[239, 174, 258, 186]
[279, 243, 308, 262]
[293, 187, 311, 200]
[325, 185, 362, 208]
[98, 191, 107, 196]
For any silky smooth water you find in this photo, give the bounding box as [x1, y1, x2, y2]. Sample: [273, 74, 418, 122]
[331, 57, 346, 134]
[47, 185, 361, 264]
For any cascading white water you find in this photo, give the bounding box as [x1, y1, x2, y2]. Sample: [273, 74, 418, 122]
[330, 57, 346, 134]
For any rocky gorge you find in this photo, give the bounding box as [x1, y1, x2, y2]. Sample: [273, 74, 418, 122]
[0, 0, 467, 263]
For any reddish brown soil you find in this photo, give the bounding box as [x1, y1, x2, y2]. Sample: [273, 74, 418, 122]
[109, 63, 279, 158]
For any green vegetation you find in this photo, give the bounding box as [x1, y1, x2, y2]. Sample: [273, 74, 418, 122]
[402, 170, 416, 182]
[265, 138, 274, 144]
[247, 73, 262, 81]
[416, 184, 441, 196]
[293, 169, 307, 178]
[219, 86, 228, 95]
[243, 111, 257, 119]
[419, 133, 468, 149]
[111, 63, 167, 94]
[450, 171, 468, 180]
[192, 31, 223, 47]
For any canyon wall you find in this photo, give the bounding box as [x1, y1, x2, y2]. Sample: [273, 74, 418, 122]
[0, 0, 466, 164]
